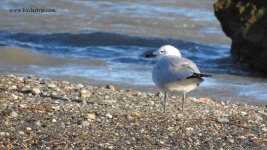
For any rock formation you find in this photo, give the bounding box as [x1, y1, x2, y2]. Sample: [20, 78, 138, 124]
[214, 0, 267, 74]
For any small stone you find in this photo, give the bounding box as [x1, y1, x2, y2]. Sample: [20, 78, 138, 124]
[258, 111, 267, 117]
[62, 81, 69, 84]
[107, 145, 113, 150]
[237, 136, 246, 139]
[176, 114, 184, 118]
[186, 127, 194, 131]
[8, 74, 16, 78]
[77, 84, 84, 88]
[32, 87, 41, 94]
[106, 113, 113, 119]
[198, 98, 215, 105]
[253, 137, 267, 143]
[52, 118, 57, 122]
[19, 104, 28, 108]
[126, 89, 132, 92]
[64, 86, 73, 90]
[36, 121, 41, 126]
[11, 85, 17, 90]
[52, 105, 60, 111]
[148, 100, 155, 106]
[85, 113, 96, 120]
[10, 111, 18, 118]
[51, 91, 58, 96]
[11, 94, 19, 100]
[226, 136, 234, 143]
[26, 127, 32, 131]
[0, 132, 9, 136]
[98, 143, 105, 148]
[106, 84, 116, 91]
[241, 111, 247, 116]
[188, 97, 197, 102]
[48, 83, 57, 88]
[147, 93, 153, 97]
[262, 127, 267, 132]
[160, 147, 170, 150]
[0, 132, 4, 136]
[54, 87, 61, 92]
[125, 93, 133, 98]
[255, 115, 263, 121]
[18, 77, 24, 82]
[217, 117, 229, 123]
[130, 111, 142, 119]
[132, 91, 142, 96]
[18, 131, 24, 135]
[246, 133, 256, 138]
[82, 121, 90, 126]
[80, 89, 91, 98]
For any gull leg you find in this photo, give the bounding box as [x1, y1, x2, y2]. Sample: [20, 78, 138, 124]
[181, 93, 185, 112]
[163, 92, 167, 112]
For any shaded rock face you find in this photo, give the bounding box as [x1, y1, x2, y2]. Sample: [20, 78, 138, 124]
[214, 0, 267, 74]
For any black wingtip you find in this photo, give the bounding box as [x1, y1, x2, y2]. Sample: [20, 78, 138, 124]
[187, 73, 211, 79]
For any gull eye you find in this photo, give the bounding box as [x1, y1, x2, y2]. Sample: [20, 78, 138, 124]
[160, 50, 164, 53]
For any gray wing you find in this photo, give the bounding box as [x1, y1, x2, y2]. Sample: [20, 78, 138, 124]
[152, 55, 200, 86]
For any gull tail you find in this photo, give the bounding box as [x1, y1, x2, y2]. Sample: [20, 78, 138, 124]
[187, 73, 211, 79]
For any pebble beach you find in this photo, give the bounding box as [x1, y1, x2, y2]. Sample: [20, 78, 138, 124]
[0, 75, 266, 149]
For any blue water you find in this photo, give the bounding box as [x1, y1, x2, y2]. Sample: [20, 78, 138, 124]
[0, 32, 267, 103]
[0, 31, 241, 74]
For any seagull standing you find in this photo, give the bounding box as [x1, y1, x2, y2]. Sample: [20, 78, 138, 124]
[149, 45, 211, 112]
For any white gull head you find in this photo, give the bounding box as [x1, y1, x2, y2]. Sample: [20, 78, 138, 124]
[154, 45, 182, 57]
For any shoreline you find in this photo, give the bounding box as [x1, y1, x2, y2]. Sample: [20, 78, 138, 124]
[1, 72, 267, 105]
[29, 74, 267, 106]
[0, 74, 266, 149]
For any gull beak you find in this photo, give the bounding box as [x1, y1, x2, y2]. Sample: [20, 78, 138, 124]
[145, 51, 157, 58]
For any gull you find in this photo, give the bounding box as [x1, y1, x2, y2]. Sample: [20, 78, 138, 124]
[147, 45, 211, 112]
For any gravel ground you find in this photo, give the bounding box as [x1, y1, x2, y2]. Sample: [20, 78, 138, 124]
[0, 75, 266, 149]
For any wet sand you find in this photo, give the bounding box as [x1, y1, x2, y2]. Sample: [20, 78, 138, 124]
[0, 46, 106, 66]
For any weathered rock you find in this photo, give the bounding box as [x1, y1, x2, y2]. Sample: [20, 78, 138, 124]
[106, 113, 113, 119]
[216, 117, 229, 123]
[32, 87, 41, 95]
[80, 89, 91, 98]
[81, 121, 90, 127]
[11, 94, 19, 100]
[48, 83, 57, 89]
[226, 135, 235, 143]
[197, 98, 215, 105]
[214, 0, 267, 74]
[85, 113, 96, 120]
[77, 84, 84, 88]
[10, 111, 18, 118]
